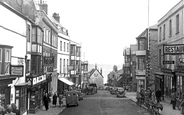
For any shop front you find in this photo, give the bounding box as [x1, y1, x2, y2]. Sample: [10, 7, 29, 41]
[161, 67, 175, 98]
[0, 77, 14, 109]
[175, 64, 184, 101]
[57, 76, 74, 95]
[154, 72, 164, 97]
[26, 74, 50, 114]
[136, 76, 145, 92]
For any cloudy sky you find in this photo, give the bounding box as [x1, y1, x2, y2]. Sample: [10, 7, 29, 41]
[47, 0, 181, 66]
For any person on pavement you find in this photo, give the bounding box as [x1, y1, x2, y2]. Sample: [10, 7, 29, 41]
[52, 92, 57, 107]
[43, 92, 50, 111]
[171, 90, 177, 110]
[155, 88, 162, 103]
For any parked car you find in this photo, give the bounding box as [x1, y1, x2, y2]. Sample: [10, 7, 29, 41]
[89, 83, 97, 93]
[110, 87, 118, 95]
[86, 86, 94, 95]
[116, 87, 126, 98]
[76, 89, 83, 101]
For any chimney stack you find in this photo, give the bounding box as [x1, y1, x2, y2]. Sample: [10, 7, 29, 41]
[53, 13, 60, 23]
[100, 68, 102, 75]
[39, 0, 48, 14]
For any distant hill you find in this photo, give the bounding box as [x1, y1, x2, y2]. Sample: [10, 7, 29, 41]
[88, 64, 122, 84]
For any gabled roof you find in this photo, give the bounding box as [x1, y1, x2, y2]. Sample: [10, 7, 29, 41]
[88, 69, 103, 78]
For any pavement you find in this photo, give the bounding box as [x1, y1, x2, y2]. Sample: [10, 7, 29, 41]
[126, 92, 183, 115]
[28, 99, 66, 115]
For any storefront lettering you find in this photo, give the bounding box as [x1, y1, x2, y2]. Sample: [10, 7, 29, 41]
[164, 45, 184, 54]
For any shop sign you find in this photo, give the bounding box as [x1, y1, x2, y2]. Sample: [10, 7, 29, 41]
[136, 70, 146, 75]
[10, 65, 24, 76]
[43, 57, 54, 66]
[32, 75, 46, 85]
[32, 78, 37, 85]
[163, 44, 184, 55]
[37, 75, 46, 84]
[163, 61, 175, 64]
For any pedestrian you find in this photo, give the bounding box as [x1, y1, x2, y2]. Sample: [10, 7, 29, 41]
[59, 94, 63, 107]
[155, 88, 162, 103]
[52, 92, 57, 107]
[43, 92, 50, 111]
[171, 90, 177, 110]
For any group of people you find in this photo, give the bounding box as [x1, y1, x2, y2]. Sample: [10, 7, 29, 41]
[42, 91, 67, 111]
[137, 87, 184, 111]
[0, 103, 20, 115]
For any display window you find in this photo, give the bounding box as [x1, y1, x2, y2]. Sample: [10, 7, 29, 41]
[15, 87, 27, 115]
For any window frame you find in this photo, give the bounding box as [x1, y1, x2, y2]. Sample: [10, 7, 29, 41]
[176, 14, 179, 34]
[60, 41, 62, 51]
[169, 19, 172, 37]
[163, 24, 165, 40]
[5, 49, 10, 62]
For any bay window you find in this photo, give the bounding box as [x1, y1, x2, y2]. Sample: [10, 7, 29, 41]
[137, 57, 145, 70]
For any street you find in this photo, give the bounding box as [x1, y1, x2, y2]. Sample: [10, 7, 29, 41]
[59, 90, 151, 115]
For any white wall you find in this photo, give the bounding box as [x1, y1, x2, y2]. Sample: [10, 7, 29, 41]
[0, 3, 27, 105]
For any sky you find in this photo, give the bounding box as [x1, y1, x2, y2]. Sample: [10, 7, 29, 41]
[47, 0, 181, 66]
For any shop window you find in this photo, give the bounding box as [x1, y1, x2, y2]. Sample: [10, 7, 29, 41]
[15, 87, 27, 115]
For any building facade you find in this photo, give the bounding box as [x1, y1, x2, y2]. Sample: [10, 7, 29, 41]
[70, 41, 81, 87]
[123, 48, 131, 89]
[81, 61, 89, 89]
[0, 1, 35, 115]
[130, 44, 138, 91]
[157, 0, 184, 104]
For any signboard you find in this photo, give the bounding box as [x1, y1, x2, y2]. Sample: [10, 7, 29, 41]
[163, 61, 175, 64]
[163, 44, 184, 55]
[10, 65, 24, 76]
[43, 57, 54, 66]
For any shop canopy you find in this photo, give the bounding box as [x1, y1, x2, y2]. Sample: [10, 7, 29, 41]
[58, 77, 74, 86]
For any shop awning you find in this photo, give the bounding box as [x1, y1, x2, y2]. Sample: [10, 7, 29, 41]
[58, 77, 74, 86]
[15, 81, 31, 87]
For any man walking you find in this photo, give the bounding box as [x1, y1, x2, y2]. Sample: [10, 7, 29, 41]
[43, 92, 50, 111]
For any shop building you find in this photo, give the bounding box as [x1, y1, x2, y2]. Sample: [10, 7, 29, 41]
[70, 41, 81, 87]
[34, 2, 58, 95]
[123, 48, 132, 89]
[157, 0, 184, 103]
[135, 25, 158, 92]
[81, 61, 89, 89]
[130, 44, 138, 91]
[0, 1, 34, 115]
[50, 13, 73, 94]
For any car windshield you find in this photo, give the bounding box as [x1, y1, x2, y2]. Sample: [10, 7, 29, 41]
[118, 88, 124, 92]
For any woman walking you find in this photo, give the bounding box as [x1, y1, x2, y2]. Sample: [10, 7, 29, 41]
[52, 92, 57, 107]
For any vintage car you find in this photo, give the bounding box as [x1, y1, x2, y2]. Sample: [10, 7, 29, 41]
[76, 89, 83, 101]
[116, 87, 126, 98]
[65, 91, 79, 107]
[110, 87, 118, 95]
